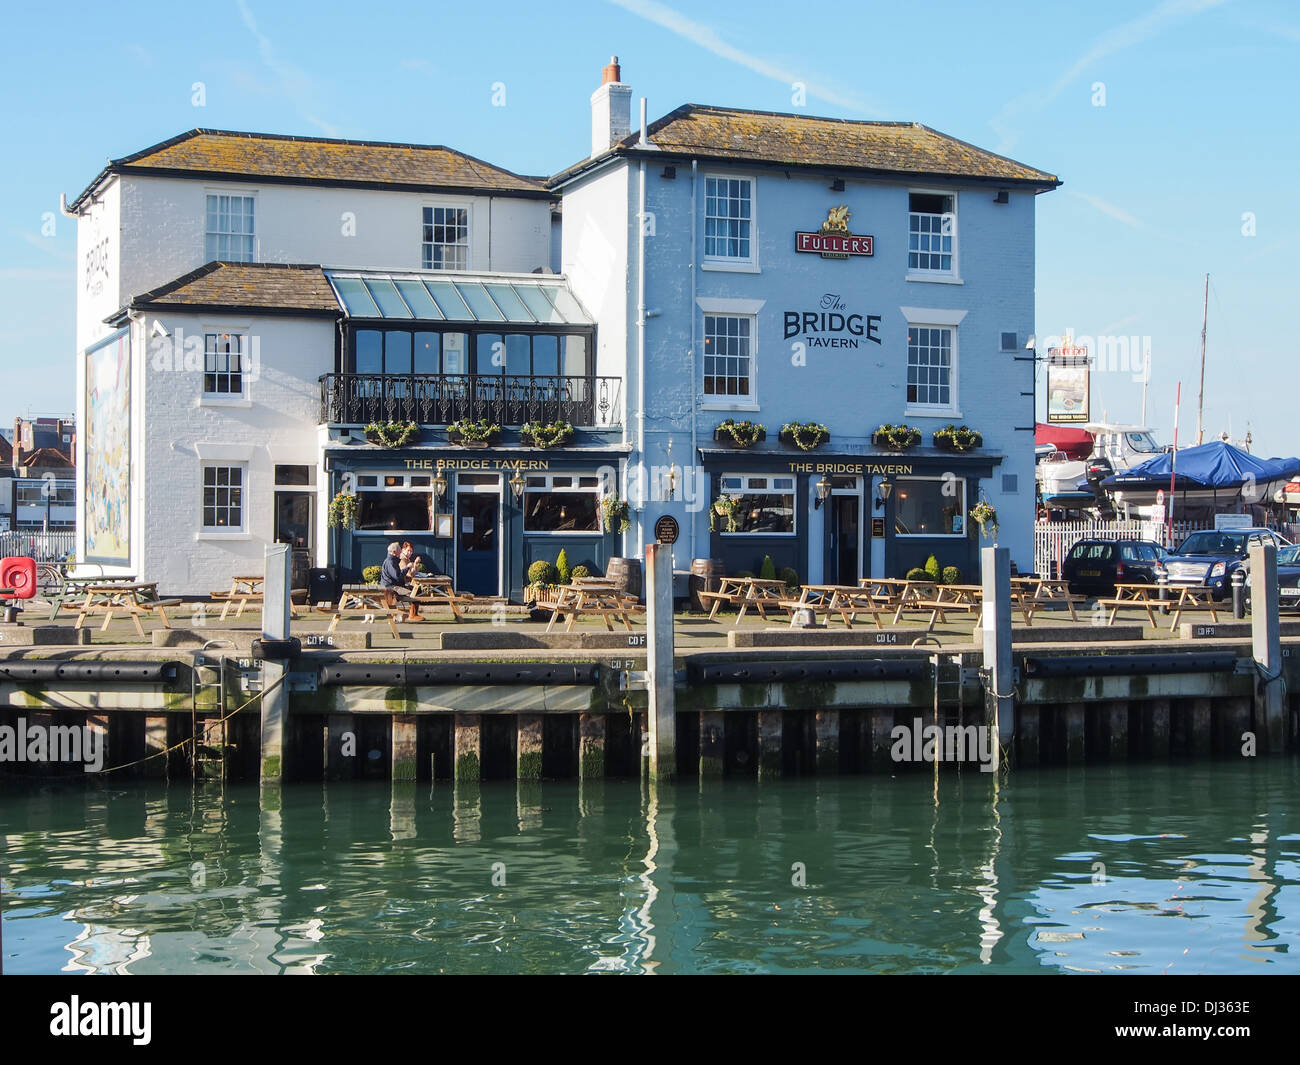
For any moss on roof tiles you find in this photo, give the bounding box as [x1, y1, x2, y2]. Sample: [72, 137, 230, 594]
[132, 262, 340, 313]
[553, 105, 1059, 187]
[118, 129, 547, 194]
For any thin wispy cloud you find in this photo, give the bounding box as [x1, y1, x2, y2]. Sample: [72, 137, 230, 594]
[18, 231, 74, 260]
[608, 0, 885, 115]
[991, 0, 1231, 152]
[1067, 189, 1145, 229]
[236, 0, 341, 137]
[0, 268, 72, 281]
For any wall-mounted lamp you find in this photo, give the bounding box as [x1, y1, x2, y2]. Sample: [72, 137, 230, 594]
[829, 178, 845, 192]
[665, 463, 679, 500]
[431, 463, 447, 500]
[874, 479, 893, 511]
[994, 189, 1009, 204]
[509, 472, 526, 500]
[814, 475, 833, 509]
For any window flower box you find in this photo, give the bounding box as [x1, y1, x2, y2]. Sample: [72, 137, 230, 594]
[520, 420, 575, 448]
[714, 419, 766, 448]
[364, 421, 419, 448]
[933, 424, 982, 452]
[779, 422, 831, 451]
[447, 418, 502, 447]
[872, 424, 922, 451]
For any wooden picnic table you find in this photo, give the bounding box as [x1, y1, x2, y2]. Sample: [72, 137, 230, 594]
[698, 576, 792, 625]
[1012, 576, 1084, 621]
[408, 574, 476, 621]
[545, 584, 643, 633]
[783, 584, 886, 629]
[212, 574, 301, 619]
[1101, 582, 1219, 631]
[47, 573, 139, 620]
[73, 582, 181, 637]
[323, 585, 404, 637]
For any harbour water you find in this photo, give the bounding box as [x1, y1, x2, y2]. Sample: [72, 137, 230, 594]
[2, 761, 1297, 975]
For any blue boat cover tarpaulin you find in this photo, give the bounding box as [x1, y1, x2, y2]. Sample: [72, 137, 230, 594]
[1101, 441, 1300, 490]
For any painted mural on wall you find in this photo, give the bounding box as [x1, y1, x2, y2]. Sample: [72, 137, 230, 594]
[84, 330, 131, 563]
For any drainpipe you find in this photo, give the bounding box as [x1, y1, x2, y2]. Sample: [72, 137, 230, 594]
[635, 97, 648, 559]
[689, 159, 698, 553]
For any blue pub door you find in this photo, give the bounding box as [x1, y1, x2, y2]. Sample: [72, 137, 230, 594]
[455, 479, 500, 595]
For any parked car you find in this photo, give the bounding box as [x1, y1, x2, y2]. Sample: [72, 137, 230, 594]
[1245, 544, 1300, 612]
[1162, 527, 1292, 600]
[1062, 538, 1167, 596]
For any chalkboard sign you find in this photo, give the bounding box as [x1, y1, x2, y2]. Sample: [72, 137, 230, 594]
[654, 515, 680, 544]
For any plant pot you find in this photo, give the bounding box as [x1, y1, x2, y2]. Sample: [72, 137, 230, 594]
[933, 435, 980, 452]
[872, 432, 918, 451]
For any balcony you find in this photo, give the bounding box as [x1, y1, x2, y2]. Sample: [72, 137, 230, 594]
[319, 373, 622, 430]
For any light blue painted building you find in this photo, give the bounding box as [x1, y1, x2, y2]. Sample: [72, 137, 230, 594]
[555, 59, 1060, 584]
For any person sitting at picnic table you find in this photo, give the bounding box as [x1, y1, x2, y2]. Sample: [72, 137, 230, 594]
[399, 541, 424, 580]
[380, 541, 420, 621]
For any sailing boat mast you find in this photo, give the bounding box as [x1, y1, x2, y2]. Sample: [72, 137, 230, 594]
[1196, 272, 1208, 445]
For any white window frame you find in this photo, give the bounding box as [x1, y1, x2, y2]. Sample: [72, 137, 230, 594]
[718, 473, 797, 537]
[905, 188, 960, 284]
[197, 323, 253, 407]
[901, 307, 966, 419]
[521, 472, 602, 535]
[199, 462, 247, 535]
[698, 298, 763, 412]
[421, 203, 471, 271]
[352, 473, 434, 534]
[701, 173, 759, 273]
[892, 475, 967, 538]
[205, 191, 256, 263]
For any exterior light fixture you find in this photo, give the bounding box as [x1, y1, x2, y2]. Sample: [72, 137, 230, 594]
[875, 479, 893, 511]
[666, 463, 679, 500]
[994, 190, 1009, 204]
[814, 475, 833, 509]
[509, 472, 526, 500]
[829, 178, 845, 192]
[432, 463, 447, 500]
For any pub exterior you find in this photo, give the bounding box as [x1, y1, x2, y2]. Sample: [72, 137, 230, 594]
[69, 61, 1057, 597]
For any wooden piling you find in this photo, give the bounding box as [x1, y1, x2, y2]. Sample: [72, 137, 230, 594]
[325, 714, 355, 782]
[869, 709, 896, 771]
[1190, 698, 1213, 758]
[1064, 702, 1086, 764]
[814, 709, 840, 774]
[516, 714, 543, 781]
[757, 710, 783, 780]
[699, 710, 725, 778]
[391, 714, 417, 783]
[1105, 701, 1129, 762]
[1015, 705, 1040, 767]
[455, 713, 482, 782]
[144, 714, 170, 778]
[1225, 697, 1253, 758]
[578, 713, 605, 779]
[1147, 698, 1171, 759]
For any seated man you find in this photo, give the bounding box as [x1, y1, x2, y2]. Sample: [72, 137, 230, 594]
[379, 541, 420, 621]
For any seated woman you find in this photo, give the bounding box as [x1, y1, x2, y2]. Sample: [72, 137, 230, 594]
[379, 541, 420, 621]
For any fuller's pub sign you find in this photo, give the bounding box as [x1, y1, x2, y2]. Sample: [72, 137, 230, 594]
[795, 205, 874, 259]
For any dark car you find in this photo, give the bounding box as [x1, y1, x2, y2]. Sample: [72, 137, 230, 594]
[1245, 543, 1300, 612]
[1162, 527, 1292, 600]
[1062, 538, 1167, 596]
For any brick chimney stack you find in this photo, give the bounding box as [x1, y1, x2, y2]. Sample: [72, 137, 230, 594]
[591, 56, 632, 158]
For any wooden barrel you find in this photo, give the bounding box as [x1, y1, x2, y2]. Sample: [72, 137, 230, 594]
[690, 557, 725, 612]
[606, 557, 643, 602]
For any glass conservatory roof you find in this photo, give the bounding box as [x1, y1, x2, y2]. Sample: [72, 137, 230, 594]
[325, 271, 592, 325]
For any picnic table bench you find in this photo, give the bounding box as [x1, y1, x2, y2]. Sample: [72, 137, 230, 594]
[1100, 582, 1220, 631]
[1012, 576, 1086, 622]
[73, 582, 182, 637]
[781, 584, 886, 629]
[210, 574, 301, 620]
[545, 584, 644, 633]
[408, 575, 480, 621]
[697, 577, 792, 625]
[47, 573, 139, 621]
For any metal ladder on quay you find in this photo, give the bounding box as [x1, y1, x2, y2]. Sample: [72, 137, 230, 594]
[190, 644, 231, 781]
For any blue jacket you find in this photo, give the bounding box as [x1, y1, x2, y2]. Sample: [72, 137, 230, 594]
[379, 555, 405, 588]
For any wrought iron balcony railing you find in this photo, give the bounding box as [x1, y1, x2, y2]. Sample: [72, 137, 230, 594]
[319, 373, 623, 430]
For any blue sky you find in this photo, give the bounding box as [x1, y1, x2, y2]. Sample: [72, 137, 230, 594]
[2, 0, 1296, 452]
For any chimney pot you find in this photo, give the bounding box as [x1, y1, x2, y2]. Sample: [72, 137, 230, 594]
[601, 56, 622, 85]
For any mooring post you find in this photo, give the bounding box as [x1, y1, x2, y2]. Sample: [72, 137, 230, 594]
[757, 710, 783, 779]
[646, 542, 676, 782]
[1249, 542, 1284, 753]
[980, 546, 1014, 759]
[578, 713, 605, 779]
[260, 543, 292, 784]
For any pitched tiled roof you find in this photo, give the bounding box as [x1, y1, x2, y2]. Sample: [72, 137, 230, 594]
[131, 262, 341, 316]
[19, 447, 73, 469]
[552, 104, 1060, 189]
[71, 129, 548, 210]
